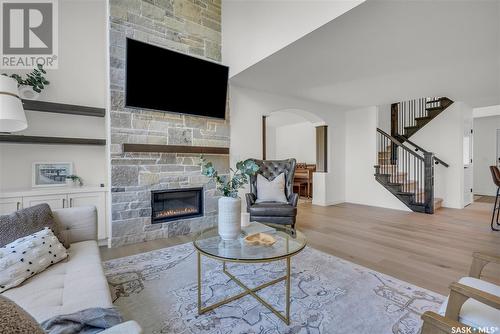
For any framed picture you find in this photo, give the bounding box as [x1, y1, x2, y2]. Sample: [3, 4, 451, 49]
[32, 162, 73, 187]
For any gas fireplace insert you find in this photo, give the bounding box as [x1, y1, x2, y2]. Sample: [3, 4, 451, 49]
[151, 187, 204, 224]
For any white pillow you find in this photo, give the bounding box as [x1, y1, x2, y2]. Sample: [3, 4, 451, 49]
[0, 228, 68, 293]
[256, 173, 288, 203]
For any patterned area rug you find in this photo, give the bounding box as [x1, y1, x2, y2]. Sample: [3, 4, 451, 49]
[103, 243, 444, 334]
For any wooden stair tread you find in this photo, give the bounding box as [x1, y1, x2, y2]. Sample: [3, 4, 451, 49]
[434, 197, 443, 210]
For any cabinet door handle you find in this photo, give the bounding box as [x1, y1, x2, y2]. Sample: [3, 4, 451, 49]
[16, 202, 20, 210]
[69, 198, 73, 207]
[62, 198, 66, 208]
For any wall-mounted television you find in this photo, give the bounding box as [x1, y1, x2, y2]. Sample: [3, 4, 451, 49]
[125, 38, 229, 119]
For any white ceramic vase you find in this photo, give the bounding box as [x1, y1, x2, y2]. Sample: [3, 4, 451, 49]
[218, 196, 241, 240]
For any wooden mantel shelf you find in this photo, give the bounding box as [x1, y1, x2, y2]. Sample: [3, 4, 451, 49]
[123, 144, 229, 154]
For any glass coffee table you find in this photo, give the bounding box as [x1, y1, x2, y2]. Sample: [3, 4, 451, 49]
[193, 223, 306, 325]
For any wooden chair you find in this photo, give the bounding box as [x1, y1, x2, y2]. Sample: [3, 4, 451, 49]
[294, 163, 315, 198]
[420, 252, 500, 334]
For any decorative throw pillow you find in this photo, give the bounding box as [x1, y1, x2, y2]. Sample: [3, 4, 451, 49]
[0, 228, 68, 293]
[256, 173, 288, 203]
[0, 203, 68, 248]
[0, 295, 45, 334]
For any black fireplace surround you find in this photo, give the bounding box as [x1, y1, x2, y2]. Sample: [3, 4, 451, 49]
[151, 187, 204, 224]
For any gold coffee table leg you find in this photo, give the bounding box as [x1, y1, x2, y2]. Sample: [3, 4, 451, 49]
[197, 252, 292, 325]
[197, 251, 202, 315]
[286, 256, 290, 322]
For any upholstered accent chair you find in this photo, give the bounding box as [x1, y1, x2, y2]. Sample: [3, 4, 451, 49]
[245, 159, 298, 228]
[420, 252, 500, 334]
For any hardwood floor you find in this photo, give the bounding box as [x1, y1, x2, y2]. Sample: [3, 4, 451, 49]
[297, 201, 500, 295]
[100, 200, 500, 295]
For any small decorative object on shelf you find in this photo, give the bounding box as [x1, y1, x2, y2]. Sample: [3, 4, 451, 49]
[66, 175, 83, 187]
[201, 156, 259, 240]
[2, 64, 50, 100]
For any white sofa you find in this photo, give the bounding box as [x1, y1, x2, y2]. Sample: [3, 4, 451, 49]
[1, 206, 141, 333]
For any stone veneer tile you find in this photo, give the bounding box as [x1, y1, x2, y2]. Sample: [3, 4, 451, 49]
[110, 0, 228, 247]
[168, 128, 193, 145]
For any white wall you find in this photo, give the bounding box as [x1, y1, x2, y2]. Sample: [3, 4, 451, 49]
[267, 121, 316, 164]
[473, 115, 500, 196]
[229, 85, 345, 206]
[0, 0, 107, 191]
[275, 122, 316, 163]
[222, 0, 364, 77]
[345, 106, 410, 211]
[410, 102, 470, 208]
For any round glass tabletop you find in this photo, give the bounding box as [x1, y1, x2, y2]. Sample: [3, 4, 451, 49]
[193, 223, 307, 262]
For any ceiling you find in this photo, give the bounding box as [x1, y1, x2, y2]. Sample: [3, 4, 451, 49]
[231, 0, 500, 110]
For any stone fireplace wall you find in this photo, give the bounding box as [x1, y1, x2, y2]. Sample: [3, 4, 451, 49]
[109, 0, 228, 247]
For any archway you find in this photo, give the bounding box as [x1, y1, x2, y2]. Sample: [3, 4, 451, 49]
[262, 108, 328, 202]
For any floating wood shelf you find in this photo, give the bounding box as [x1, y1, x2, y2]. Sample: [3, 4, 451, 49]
[0, 135, 106, 146]
[22, 99, 105, 117]
[123, 144, 229, 154]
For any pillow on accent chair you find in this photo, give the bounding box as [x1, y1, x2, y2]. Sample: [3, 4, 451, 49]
[0, 295, 44, 334]
[0, 228, 68, 293]
[0, 203, 68, 248]
[256, 173, 288, 203]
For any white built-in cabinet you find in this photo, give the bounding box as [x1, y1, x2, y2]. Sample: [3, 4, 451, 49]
[0, 197, 23, 214]
[0, 187, 108, 240]
[22, 194, 68, 210]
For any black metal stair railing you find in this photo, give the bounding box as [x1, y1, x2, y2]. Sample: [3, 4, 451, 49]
[375, 128, 435, 213]
[390, 97, 451, 138]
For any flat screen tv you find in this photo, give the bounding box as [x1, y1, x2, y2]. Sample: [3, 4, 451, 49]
[125, 38, 229, 119]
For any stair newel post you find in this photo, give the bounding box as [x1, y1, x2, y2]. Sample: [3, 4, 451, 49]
[423, 152, 435, 214]
[390, 103, 399, 162]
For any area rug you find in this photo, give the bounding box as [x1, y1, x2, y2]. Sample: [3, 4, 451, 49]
[103, 243, 444, 334]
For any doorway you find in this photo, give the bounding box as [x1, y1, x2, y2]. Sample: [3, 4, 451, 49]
[261, 110, 327, 203]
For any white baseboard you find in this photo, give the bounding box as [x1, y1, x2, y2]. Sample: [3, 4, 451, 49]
[311, 200, 343, 207]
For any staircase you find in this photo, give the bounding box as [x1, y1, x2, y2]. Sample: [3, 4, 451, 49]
[391, 97, 454, 141]
[374, 97, 452, 213]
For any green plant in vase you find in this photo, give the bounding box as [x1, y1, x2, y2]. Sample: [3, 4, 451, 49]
[200, 156, 259, 240]
[201, 156, 259, 197]
[66, 175, 83, 186]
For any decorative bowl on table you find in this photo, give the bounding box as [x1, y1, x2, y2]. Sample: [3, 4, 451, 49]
[244, 233, 276, 246]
